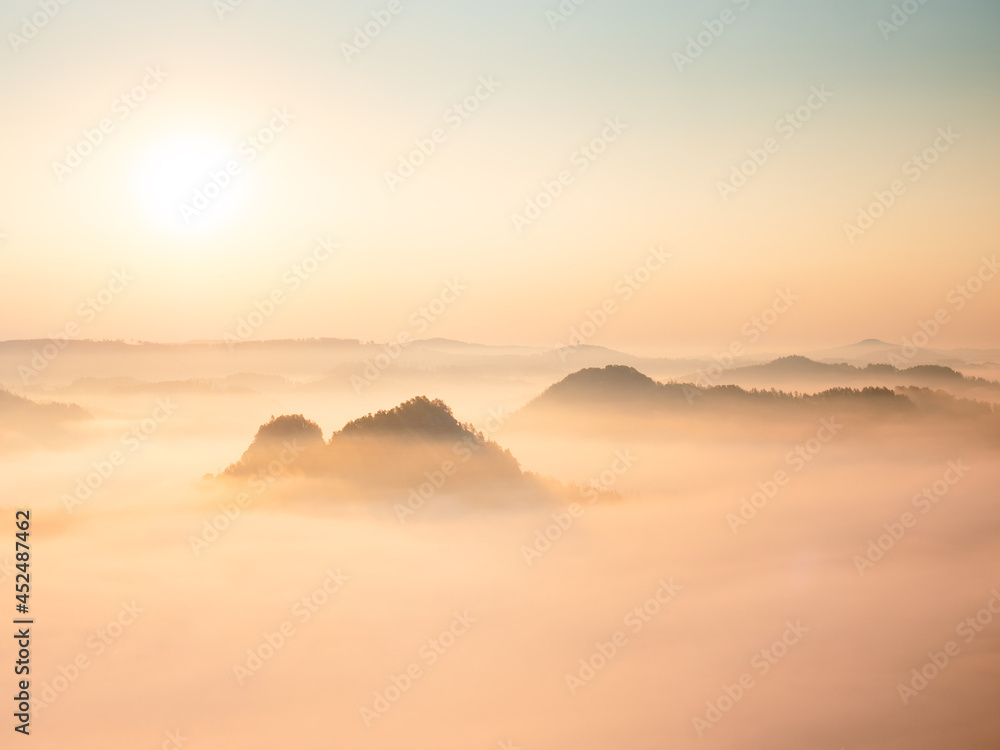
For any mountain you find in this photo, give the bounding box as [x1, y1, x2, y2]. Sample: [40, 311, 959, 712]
[339, 396, 471, 438]
[804, 340, 1000, 369]
[3, 337, 997, 391]
[0, 388, 91, 424]
[511, 365, 1000, 440]
[527, 364, 914, 411]
[0, 337, 750, 389]
[539, 364, 663, 403]
[701, 355, 1000, 402]
[221, 397, 561, 505]
[0, 387, 92, 449]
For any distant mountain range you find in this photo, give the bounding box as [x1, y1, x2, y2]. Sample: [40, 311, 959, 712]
[803, 339, 1000, 369]
[509, 364, 1000, 441]
[698, 355, 1000, 401]
[3, 337, 998, 391]
[524, 364, 919, 413]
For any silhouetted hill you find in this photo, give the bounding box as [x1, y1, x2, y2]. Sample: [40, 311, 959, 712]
[804, 340, 1000, 368]
[904, 364, 965, 382]
[542, 365, 661, 402]
[0, 388, 91, 423]
[512, 365, 1000, 442]
[0, 388, 92, 450]
[340, 396, 468, 438]
[855, 338, 893, 347]
[221, 397, 563, 505]
[708, 356, 1000, 401]
[227, 414, 326, 473]
[527, 365, 916, 412]
[755, 355, 856, 375]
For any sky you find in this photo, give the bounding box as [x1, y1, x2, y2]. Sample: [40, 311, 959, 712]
[1, 0, 998, 354]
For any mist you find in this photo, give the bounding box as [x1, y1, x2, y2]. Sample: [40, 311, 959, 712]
[2, 344, 997, 750]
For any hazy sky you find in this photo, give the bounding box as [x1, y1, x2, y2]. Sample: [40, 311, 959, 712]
[1, 0, 998, 352]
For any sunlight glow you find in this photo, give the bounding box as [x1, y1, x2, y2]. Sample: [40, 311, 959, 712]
[133, 135, 246, 233]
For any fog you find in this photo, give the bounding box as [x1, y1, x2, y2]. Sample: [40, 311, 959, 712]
[3, 349, 999, 749]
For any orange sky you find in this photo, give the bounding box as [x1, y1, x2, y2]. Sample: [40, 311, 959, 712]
[1, 0, 998, 353]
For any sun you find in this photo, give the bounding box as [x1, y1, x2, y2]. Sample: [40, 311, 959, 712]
[133, 135, 247, 233]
